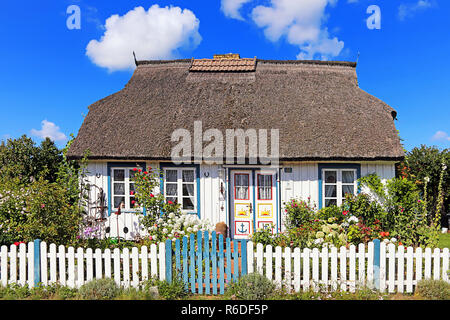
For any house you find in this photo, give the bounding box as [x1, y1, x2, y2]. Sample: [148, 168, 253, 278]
[67, 54, 404, 240]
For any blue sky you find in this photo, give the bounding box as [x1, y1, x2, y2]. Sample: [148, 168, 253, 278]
[0, 0, 449, 151]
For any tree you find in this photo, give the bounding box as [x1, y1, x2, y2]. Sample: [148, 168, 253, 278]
[401, 145, 449, 227]
[0, 135, 62, 185]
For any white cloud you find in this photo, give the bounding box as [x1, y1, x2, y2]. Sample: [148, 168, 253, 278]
[398, 0, 433, 21]
[221, 0, 253, 20]
[86, 5, 202, 71]
[30, 120, 67, 142]
[431, 131, 450, 142]
[251, 0, 343, 60]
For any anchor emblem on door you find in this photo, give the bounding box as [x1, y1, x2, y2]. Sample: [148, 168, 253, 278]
[237, 222, 248, 234]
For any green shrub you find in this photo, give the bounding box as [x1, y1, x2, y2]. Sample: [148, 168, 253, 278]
[225, 273, 276, 300]
[251, 228, 275, 246]
[146, 274, 188, 300]
[79, 278, 120, 300]
[415, 279, 450, 300]
[284, 198, 316, 229]
[317, 205, 345, 223]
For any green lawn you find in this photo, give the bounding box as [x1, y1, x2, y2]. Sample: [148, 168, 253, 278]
[438, 232, 450, 249]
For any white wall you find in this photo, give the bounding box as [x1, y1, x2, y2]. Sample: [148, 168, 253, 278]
[82, 161, 397, 239]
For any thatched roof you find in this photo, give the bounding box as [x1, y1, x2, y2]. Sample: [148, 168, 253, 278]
[67, 57, 404, 162]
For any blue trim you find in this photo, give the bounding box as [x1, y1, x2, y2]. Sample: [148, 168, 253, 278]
[276, 169, 280, 234]
[318, 163, 361, 210]
[159, 162, 201, 218]
[107, 162, 146, 216]
[251, 169, 256, 233]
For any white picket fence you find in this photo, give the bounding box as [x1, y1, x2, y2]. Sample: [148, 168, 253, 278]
[0, 241, 167, 289]
[247, 242, 449, 293]
[0, 240, 449, 294]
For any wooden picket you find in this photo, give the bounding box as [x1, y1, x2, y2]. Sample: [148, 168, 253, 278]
[0, 239, 448, 295]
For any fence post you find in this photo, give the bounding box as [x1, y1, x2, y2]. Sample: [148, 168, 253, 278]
[34, 239, 41, 287]
[240, 239, 247, 277]
[373, 239, 380, 290]
[165, 239, 172, 284]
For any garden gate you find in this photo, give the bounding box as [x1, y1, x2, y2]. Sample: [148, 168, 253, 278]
[167, 231, 247, 294]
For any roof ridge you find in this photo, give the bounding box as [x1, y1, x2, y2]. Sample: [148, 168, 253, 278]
[135, 58, 357, 68]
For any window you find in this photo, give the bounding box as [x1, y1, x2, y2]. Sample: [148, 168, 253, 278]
[111, 167, 139, 211]
[257, 174, 272, 200]
[164, 168, 197, 212]
[322, 169, 357, 207]
[234, 173, 249, 200]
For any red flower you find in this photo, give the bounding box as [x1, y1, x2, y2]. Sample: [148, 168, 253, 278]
[150, 193, 154, 198]
[143, 171, 148, 175]
[138, 169, 142, 173]
[130, 191, 134, 195]
[168, 200, 173, 205]
[131, 200, 136, 205]
[342, 210, 349, 216]
[133, 168, 137, 171]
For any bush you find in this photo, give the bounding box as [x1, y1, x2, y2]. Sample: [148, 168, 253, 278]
[146, 274, 188, 300]
[317, 205, 345, 223]
[79, 278, 120, 300]
[251, 228, 275, 246]
[415, 279, 450, 300]
[283, 198, 315, 229]
[226, 273, 276, 300]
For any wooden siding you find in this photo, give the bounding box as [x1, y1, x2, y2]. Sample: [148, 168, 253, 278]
[83, 161, 397, 239]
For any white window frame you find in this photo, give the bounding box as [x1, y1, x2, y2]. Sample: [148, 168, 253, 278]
[322, 168, 357, 208]
[111, 167, 141, 212]
[163, 167, 197, 213]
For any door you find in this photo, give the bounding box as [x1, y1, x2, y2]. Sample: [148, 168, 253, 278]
[229, 169, 277, 239]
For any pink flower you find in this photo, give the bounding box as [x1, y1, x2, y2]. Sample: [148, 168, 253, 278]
[40, 204, 45, 209]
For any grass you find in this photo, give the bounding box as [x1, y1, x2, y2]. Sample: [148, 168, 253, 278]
[438, 232, 450, 249]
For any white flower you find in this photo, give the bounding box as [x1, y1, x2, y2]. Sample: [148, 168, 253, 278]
[162, 228, 168, 234]
[187, 227, 193, 233]
[424, 176, 430, 183]
[314, 238, 324, 244]
[169, 212, 175, 219]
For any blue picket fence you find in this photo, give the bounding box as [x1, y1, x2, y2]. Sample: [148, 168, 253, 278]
[165, 231, 247, 294]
